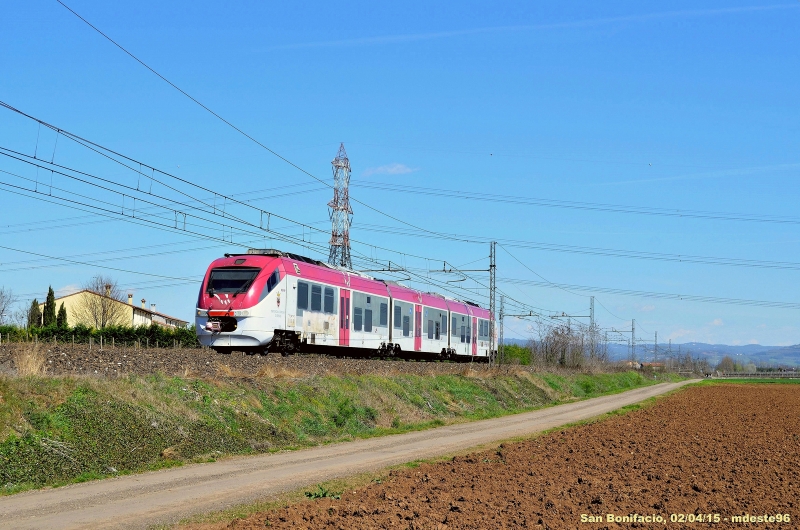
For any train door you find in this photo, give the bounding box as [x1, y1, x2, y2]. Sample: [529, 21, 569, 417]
[472, 317, 478, 356]
[414, 305, 422, 351]
[339, 289, 350, 346]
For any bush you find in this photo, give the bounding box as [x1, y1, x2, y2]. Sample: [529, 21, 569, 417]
[501, 344, 531, 365]
[0, 324, 200, 348]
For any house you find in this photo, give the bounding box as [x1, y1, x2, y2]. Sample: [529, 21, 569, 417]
[41, 290, 188, 329]
[640, 362, 665, 371]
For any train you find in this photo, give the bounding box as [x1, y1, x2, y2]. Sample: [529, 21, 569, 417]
[195, 249, 496, 361]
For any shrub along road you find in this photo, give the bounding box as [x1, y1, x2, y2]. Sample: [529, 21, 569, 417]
[0, 380, 694, 530]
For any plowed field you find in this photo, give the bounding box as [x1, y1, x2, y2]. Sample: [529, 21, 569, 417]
[220, 384, 799, 529]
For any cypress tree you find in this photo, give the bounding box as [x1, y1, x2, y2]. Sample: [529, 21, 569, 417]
[43, 286, 57, 326]
[28, 299, 42, 328]
[57, 302, 68, 328]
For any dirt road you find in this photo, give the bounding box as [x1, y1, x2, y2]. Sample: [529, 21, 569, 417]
[0, 380, 693, 530]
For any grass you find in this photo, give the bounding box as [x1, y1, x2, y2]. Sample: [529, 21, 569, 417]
[0, 370, 674, 496]
[12, 344, 46, 377]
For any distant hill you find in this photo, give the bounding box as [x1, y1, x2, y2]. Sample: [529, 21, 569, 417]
[501, 338, 800, 367]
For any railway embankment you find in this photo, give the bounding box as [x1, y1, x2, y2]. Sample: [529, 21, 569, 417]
[0, 342, 680, 495]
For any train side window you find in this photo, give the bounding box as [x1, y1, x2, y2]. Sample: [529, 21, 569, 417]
[441, 314, 447, 335]
[403, 316, 410, 337]
[466, 321, 471, 344]
[311, 285, 322, 311]
[427, 320, 433, 339]
[354, 307, 363, 331]
[297, 282, 309, 310]
[460, 325, 465, 343]
[364, 309, 373, 332]
[380, 303, 388, 326]
[324, 287, 335, 313]
[451, 316, 457, 336]
[435, 321, 440, 340]
[394, 305, 402, 329]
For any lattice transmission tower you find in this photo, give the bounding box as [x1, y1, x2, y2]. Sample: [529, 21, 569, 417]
[327, 143, 353, 269]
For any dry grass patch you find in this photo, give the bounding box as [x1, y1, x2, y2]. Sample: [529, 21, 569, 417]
[13, 344, 46, 376]
[254, 366, 305, 379]
[459, 364, 481, 378]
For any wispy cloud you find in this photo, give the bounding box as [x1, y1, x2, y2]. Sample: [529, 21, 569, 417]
[362, 163, 418, 177]
[639, 304, 656, 312]
[56, 284, 81, 297]
[667, 328, 694, 341]
[264, 5, 799, 51]
[711, 318, 724, 327]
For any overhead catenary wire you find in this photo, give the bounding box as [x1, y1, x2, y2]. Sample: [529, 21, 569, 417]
[0, 130, 519, 314]
[0, 243, 199, 282]
[350, 181, 800, 226]
[0, 166, 506, 312]
[5, 103, 790, 326]
[500, 276, 800, 310]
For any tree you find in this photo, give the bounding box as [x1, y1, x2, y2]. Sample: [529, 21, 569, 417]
[28, 299, 42, 328]
[0, 286, 17, 325]
[716, 355, 735, 373]
[56, 302, 68, 328]
[43, 286, 57, 326]
[70, 275, 128, 329]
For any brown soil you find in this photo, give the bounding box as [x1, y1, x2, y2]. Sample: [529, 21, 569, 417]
[0, 343, 517, 379]
[219, 384, 799, 529]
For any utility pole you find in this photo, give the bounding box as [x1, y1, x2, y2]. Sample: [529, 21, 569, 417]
[489, 241, 496, 362]
[654, 331, 658, 364]
[669, 339, 672, 371]
[328, 143, 353, 268]
[589, 296, 597, 359]
[631, 319, 636, 361]
[498, 295, 504, 365]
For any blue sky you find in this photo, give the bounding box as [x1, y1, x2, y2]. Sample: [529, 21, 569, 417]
[1, 0, 798, 347]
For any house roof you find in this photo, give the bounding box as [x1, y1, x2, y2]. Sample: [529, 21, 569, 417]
[51, 289, 189, 324]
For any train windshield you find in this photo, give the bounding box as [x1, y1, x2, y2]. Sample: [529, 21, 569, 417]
[207, 267, 261, 294]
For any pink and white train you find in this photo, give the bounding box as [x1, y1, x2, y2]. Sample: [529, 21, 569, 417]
[196, 249, 495, 361]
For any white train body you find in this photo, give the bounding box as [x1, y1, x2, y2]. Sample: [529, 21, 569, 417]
[196, 249, 494, 360]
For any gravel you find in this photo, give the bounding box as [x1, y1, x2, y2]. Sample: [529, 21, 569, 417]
[0, 343, 516, 379]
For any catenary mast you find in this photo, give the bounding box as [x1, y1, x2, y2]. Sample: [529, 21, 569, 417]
[328, 143, 353, 269]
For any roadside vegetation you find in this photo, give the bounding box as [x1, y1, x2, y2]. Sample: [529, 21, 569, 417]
[0, 323, 199, 348]
[0, 350, 678, 495]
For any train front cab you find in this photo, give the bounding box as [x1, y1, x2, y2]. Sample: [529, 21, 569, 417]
[196, 254, 287, 353]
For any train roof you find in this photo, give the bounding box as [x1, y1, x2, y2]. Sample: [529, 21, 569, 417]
[214, 248, 491, 316]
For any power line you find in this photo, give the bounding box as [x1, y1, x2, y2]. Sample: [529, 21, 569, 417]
[47, 6, 460, 242]
[354, 221, 800, 272]
[351, 181, 800, 226]
[0, 243, 199, 281]
[500, 276, 800, 310]
[0, 141, 522, 313]
[0, 164, 509, 313]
